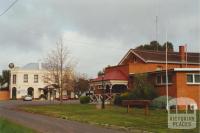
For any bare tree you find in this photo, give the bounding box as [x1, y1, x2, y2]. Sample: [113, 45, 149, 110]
[44, 37, 75, 103]
[63, 67, 76, 97]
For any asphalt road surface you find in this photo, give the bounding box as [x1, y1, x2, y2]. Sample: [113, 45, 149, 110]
[0, 100, 128, 133]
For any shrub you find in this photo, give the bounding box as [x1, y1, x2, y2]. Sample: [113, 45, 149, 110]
[114, 74, 158, 106]
[80, 96, 90, 104]
[132, 74, 157, 100]
[114, 95, 122, 105]
[114, 92, 137, 105]
[150, 96, 173, 109]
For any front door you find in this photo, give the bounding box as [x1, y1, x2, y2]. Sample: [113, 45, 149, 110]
[12, 87, 16, 100]
[27, 87, 34, 97]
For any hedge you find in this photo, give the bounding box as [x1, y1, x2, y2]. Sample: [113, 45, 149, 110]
[80, 96, 90, 104]
[150, 96, 174, 109]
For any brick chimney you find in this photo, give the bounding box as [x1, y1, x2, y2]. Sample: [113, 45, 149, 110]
[179, 45, 185, 62]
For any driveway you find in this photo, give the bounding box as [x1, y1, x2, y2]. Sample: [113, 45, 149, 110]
[0, 100, 128, 133]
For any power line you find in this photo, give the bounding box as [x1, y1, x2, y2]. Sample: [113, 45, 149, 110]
[0, 0, 18, 17]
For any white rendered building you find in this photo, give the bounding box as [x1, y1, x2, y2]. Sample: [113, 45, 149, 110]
[9, 63, 54, 99]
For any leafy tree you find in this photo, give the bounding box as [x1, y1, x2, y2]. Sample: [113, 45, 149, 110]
[132, 74, 157, 100]
[0, 70, 10, 90]
[150, 40, 162, 51]
[0, 70, 10, 85]
[98, 70, 104, 76]
[163, 41, 174, 52]
[114, 74, 157, 105]
[135, 40, 174, 52]
[74, 74, 89, 95]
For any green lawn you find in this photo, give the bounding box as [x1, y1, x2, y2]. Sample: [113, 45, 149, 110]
[0, 117, 36, 133]
[20, 104, 199, 133]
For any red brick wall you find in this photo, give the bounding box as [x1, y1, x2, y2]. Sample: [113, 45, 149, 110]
[176, 72, 200, 107]
[154, 73, 178, 98]
[154, 71, 200, 107]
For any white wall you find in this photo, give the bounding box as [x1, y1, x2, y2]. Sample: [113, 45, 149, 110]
[10, 68, 50, 99]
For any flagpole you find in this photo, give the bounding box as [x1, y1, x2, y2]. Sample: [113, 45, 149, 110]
[165, 28, 169, 111]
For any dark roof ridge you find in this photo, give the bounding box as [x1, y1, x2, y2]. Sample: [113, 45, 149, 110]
[132, 49, 177, 55]
[132, 49, 200, 57]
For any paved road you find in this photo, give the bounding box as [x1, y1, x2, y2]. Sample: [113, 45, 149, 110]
[0, 100, 128, 133]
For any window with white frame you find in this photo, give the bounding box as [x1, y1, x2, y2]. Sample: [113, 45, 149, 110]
[187, 74, 200, 84]
[34, 75, 38, 83]
[156, 73, 172, 85]
[13, 74, 16, 84]
[24, 74, 28, 83]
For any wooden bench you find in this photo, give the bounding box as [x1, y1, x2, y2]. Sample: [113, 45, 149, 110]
[122, 100, 151, 115]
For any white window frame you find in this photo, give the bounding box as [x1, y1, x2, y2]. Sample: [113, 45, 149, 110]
[187, 73, 200, 85]
[34, 75, 39, 83]
[24, 74, 28, 83]
[13, 74, 16, 84]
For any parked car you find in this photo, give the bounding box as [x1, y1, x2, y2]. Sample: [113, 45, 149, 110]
[55, 95, 69, 101]
[23, 95, 32, 101]
[81, 91, 94, 97]
[62, 95, 69, 100]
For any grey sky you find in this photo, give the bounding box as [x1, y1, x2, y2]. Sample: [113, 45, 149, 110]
[0, 0, 199, 78]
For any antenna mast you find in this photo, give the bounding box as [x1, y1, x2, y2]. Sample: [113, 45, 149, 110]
[155, 0, 159, 51]
[156, 16, 158, 51]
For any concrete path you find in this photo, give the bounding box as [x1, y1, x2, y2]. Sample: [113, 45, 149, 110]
[0, 100, 128, 133]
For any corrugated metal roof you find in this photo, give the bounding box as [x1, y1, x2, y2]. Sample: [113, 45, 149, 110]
[133, 49, 200, 63]
[119, 49, 200, 65]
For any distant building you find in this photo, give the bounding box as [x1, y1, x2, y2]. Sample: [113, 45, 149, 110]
[9, 63, 55, 99]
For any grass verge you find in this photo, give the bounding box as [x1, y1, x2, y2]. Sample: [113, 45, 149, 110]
[0, 117, 36, 133]
[19, 104, 199, 133]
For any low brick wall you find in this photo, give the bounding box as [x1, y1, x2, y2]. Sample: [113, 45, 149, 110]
[0, 91, 10, 100]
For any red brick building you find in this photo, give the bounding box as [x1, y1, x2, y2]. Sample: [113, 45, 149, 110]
[90, 46, 200, 106]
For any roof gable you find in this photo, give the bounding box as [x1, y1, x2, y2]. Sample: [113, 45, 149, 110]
[118, 49, 146, 65]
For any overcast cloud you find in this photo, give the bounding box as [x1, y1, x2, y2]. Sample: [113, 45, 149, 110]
[0, 0, 199, 77]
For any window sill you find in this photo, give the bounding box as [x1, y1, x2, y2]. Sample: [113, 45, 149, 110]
[187, 83, 200, 85]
